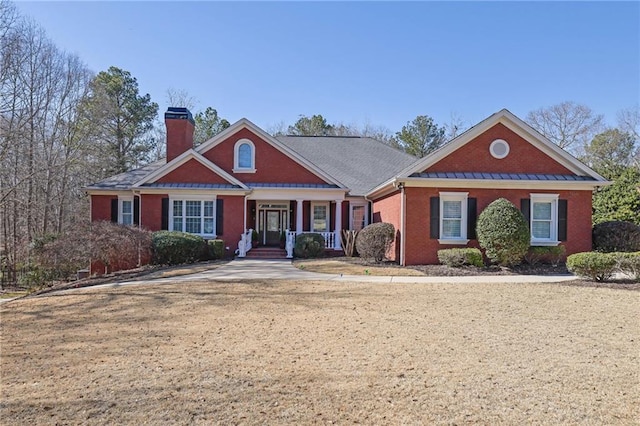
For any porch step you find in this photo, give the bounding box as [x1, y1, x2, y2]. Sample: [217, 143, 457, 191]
[243, 247, 288, 260]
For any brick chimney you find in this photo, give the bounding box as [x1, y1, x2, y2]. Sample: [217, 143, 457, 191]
[165, 107, 195, 162]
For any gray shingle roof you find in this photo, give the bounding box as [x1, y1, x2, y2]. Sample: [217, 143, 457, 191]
[85, 160, 165, 190]
[276, 136, 418, 196]
[410, 172, 597, 181]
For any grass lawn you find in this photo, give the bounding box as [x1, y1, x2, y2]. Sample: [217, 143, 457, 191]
[1, 279, 638, 424]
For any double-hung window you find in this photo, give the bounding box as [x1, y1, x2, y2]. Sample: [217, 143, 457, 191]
[350, 203, 368, 231]
[438, 192, 469, 244]
[119, 197, 133, 225]
[530, 194, 558, 245]
[171, 199, 216, 237]
[311, 202, 329, 232]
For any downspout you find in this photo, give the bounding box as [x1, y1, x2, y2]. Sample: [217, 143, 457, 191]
[399, 182, 406, 266]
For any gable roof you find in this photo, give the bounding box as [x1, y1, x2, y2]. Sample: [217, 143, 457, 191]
[196, 118, 346, 188]
[276, 135, 418, 196]
[132, 150, 249, 190]
[399, 109, 607, 180]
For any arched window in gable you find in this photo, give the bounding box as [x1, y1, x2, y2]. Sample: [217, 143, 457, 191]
[233, 139, 256, 172]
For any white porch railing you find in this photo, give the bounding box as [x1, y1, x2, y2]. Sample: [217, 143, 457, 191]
[236, 228, 253, 258]
[285, 229, 340, 258]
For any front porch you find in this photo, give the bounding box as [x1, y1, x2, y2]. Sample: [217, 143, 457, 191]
[237, 195, 369, 258]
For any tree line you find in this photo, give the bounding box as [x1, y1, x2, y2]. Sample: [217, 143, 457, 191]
[1, 0, 638, 284]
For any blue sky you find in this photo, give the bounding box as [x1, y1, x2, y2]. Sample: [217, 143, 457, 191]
[15, 1, 640, 132]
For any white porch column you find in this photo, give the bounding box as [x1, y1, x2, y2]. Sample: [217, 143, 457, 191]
[334, 200, 342, 250]
[296, 199, 303, 235]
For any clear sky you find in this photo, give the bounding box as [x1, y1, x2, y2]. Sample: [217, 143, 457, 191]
[14, 1, 640, 133]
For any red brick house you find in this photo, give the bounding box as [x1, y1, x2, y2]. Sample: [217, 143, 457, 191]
[86, 107, 608, 268]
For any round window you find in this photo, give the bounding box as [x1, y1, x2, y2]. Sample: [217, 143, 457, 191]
[490, 139, 510, 159]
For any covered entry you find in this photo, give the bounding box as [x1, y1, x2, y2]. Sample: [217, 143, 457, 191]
[256, 202, 289, 246]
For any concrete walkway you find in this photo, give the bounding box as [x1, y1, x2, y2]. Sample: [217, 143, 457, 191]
[55, 258, 578, 294]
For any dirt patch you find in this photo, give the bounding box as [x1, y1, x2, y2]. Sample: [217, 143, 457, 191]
[2, 279, 638, 424]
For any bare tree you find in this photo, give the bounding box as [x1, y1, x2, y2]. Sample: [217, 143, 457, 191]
[166, 87, 198, 111]
[0, 4, 95, 285]
[526, 101, 604, 156]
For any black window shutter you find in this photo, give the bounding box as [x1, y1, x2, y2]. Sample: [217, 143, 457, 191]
[161, 198, 169, 230]
[110, 198, 118, 223]
[467, 198, 477, 239]
[216, 199, 224, 236]
[558, 199, 568, 241]
[133, 197, 140, 226]
[430, 197, 440, 239]
[520, 199, 531, 229]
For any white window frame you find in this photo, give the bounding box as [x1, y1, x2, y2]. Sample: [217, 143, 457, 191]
[438, 192, 469, 245]
[310, 202, 329, 233]
[349, 201, 368, 231]
[530, 193, 559, 246]
[118, 196, 134, 226]
[233, 138, 256, 173]
[169, 195, 217, 238]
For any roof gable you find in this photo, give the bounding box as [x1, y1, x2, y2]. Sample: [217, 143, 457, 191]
[399, 109, 607, 181]
[132, 150, 248, 189]
[196, 118, 346, 188]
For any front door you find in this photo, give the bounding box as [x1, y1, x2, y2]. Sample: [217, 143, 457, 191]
[265, 210, 281, 246]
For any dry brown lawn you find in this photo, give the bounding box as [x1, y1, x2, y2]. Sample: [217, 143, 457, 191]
[295, 258, 425, 276]
[1, 279, 638, 425]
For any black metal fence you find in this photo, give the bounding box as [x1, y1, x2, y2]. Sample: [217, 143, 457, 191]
[0, 265, 29, 288]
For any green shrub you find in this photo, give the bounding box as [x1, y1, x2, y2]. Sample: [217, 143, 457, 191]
[207, 239, 225, 260]
[355, 222, 395, 263]
[566, 252, 617, 281]
[593, 221, 640, 253]
[524, 245, 566, 267]
[476, 198, 530, 266]
[152, 231, 206, 265]
[437, 248, 483, 267]
[615, 252, 640, 281]
[294, 233, 325, 258]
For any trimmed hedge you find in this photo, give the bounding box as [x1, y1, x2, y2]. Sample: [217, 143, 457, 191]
[207, 239, 225, 260]
[152, 231, 206, 265]
[476, 198, 530, 266]
[566, 252, 617, 281]
[593, 221, 640, 253]
[294, 233, 325, 259]
[524, 245, 566, 267]
[355, 222, 395, 263]
[615, 252, 640, 280]
[437, 248, 483, 267]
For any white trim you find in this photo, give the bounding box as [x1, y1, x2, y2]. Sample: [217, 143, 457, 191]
[132, 150, 248, 189]
[398, 177, 608, 191]
[168, 196, 217, 238]
[195, 118, 346, 188]
[489, 139, 510, 159]
[310, 201, 330, 232]
[530, 193, 559, 245]
[394, 109, 609, 181]
[118, 196, 134, 225]
[438, 192, 469, 244]
[233, 138, 256, 173]
[248, 188, 346, 201]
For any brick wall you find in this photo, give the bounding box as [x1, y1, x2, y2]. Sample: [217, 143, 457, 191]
[427, 123, 573, 175]
[201, 128, 328, 184]
[371, 190, 402, 262]
[403, 187, 593, 265]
